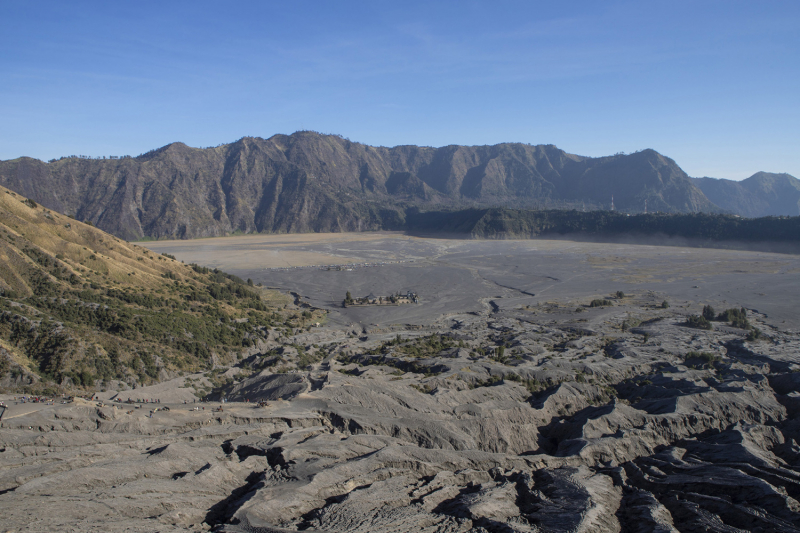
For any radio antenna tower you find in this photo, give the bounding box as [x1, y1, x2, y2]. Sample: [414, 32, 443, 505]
[611, 195, 615, 211]
[644, 199, 647, 214]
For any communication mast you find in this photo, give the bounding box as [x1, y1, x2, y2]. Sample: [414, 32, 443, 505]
[611, 195, 615, 211]
[644, 199, 647, 214]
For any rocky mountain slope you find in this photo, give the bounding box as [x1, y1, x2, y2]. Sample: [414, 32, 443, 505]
[0, 132, 717, 240]
[0, 185, 309, 393]
[693, 172, 800, 218]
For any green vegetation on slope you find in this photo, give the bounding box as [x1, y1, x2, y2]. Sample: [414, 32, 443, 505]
[0, 186, 286, 394]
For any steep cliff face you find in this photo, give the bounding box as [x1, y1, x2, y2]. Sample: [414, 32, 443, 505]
[0, 132, 718, 240]
[694, 172, 800, 218]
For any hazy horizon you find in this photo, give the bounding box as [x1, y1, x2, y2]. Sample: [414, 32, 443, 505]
[2, 1, 798, 181]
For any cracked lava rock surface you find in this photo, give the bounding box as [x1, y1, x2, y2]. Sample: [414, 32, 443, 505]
[2, 288, 800, 532]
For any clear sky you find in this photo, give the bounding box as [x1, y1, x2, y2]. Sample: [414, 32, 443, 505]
[1, 1, 797, 180]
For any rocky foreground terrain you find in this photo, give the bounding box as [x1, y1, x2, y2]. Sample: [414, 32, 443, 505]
[2, 292, 799, 532]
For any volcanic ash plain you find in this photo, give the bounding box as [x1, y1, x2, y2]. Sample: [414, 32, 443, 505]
[2, 236, 800, 532]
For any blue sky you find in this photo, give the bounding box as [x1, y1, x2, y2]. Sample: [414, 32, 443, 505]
[1, 1, 797, 180]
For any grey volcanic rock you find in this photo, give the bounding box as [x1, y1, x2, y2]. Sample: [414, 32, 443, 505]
[2, 292, 800, 532]
[223, 372, 308, 402]
[0, 132, 718, 239]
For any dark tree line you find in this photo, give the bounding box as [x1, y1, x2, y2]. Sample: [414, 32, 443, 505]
[405, 208, 800, 244]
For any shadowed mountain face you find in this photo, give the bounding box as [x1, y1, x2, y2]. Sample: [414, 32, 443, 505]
[693, 172, 800, 218]
[0, 132, 717, 240]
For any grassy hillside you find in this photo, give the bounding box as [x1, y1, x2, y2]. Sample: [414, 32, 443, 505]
[0, 186, 300, 395]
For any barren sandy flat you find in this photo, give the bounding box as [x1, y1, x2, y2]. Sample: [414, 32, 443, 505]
[141, 233, 800, 331]
[142, 232, 412, 269]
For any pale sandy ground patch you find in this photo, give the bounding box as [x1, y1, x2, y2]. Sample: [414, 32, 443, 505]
[140, 233, 800, 331]
[141, 232, 412, 269]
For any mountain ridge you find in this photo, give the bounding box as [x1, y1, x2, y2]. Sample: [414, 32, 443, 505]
[0, 131, 776, 240]
[693, 172, 800, 218]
